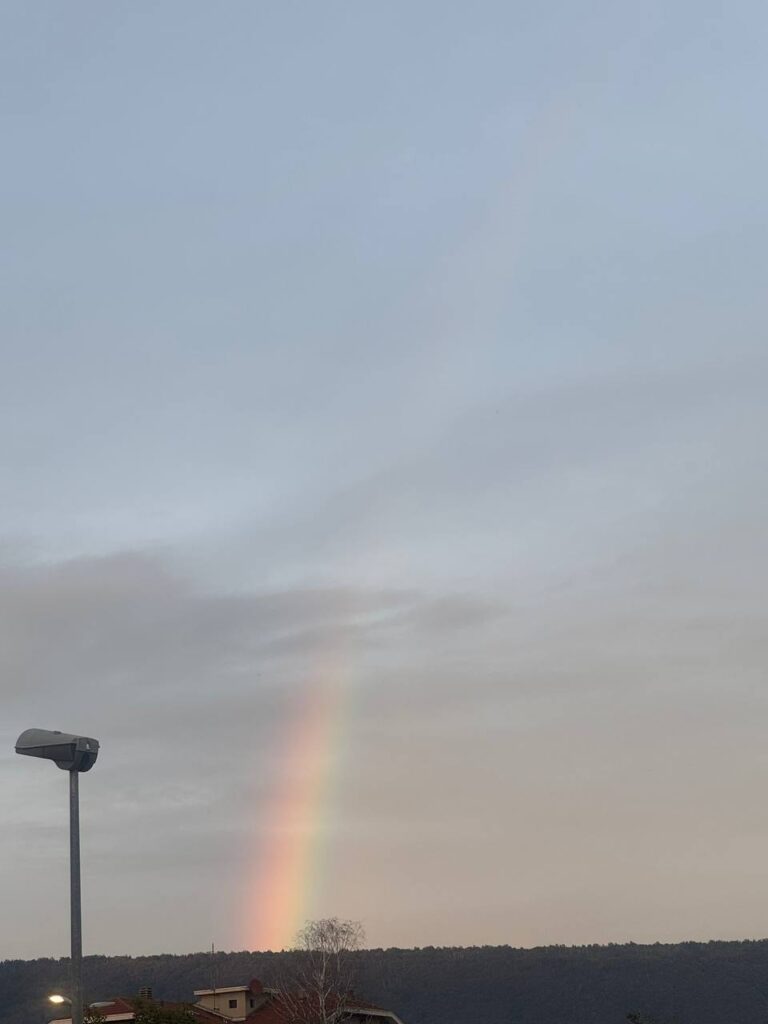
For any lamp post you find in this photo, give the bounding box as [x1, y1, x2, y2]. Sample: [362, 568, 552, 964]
[16, 729, 100, 1024]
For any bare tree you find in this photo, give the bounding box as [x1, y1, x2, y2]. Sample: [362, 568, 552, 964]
[276, 917, 365, 1024]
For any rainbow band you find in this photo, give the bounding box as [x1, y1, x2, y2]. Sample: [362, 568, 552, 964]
[248, 651, 352, 950]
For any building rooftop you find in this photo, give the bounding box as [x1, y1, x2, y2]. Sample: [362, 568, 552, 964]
[194, 985, 253, 996]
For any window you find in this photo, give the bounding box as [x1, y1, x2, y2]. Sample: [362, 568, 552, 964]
[228, 998, 237, 1009]
[249, 999, 255, 1008]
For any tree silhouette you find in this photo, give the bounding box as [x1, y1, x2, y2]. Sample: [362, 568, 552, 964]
[276, 918, 365, 1024]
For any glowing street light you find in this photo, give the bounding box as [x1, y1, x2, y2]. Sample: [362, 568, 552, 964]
[16, 729, 100, 1024]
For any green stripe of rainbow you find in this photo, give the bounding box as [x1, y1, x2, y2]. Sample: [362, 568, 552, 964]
[247, 649, 353, 951]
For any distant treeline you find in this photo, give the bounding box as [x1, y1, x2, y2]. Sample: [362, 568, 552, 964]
[6, 938, 768, 1024]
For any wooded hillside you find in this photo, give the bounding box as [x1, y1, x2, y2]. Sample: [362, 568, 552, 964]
[6, 939, 768, 1024]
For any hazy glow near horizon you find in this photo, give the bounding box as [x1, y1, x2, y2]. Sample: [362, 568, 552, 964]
[2, 0, 768, 960]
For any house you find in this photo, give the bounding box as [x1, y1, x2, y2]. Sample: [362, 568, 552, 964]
[194, 978, 406, 1023]
[50, 978, 406, 1024]
[194, 980, 268, 1019]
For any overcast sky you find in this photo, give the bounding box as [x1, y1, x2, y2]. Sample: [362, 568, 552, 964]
[2, 1, 768, 961]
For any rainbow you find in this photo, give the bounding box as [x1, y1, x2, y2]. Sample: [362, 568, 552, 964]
[246, 641, 355, 951]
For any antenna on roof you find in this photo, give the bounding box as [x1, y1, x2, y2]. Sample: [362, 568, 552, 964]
[211, 941, 218, 1012]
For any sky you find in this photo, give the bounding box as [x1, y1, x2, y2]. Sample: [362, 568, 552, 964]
[1, 1, 767, 961]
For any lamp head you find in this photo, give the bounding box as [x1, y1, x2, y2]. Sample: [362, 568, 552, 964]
[16, 729, 99, 772]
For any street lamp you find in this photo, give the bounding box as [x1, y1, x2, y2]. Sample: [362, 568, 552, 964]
[16, 729, 100, 1024]
[48, 994, 71, 1024]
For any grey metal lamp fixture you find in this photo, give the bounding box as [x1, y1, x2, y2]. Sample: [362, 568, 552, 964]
[16, 729, 98, 772]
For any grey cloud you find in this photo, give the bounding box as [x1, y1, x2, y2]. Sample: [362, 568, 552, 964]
[0, 548, 503, 806]
[0, 554, 418, 700]
[389, 593, 507, 633]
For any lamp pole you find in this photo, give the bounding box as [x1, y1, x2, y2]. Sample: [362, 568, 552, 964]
[69, 768, 83, 1024]
[15, 729, 100, 1024]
